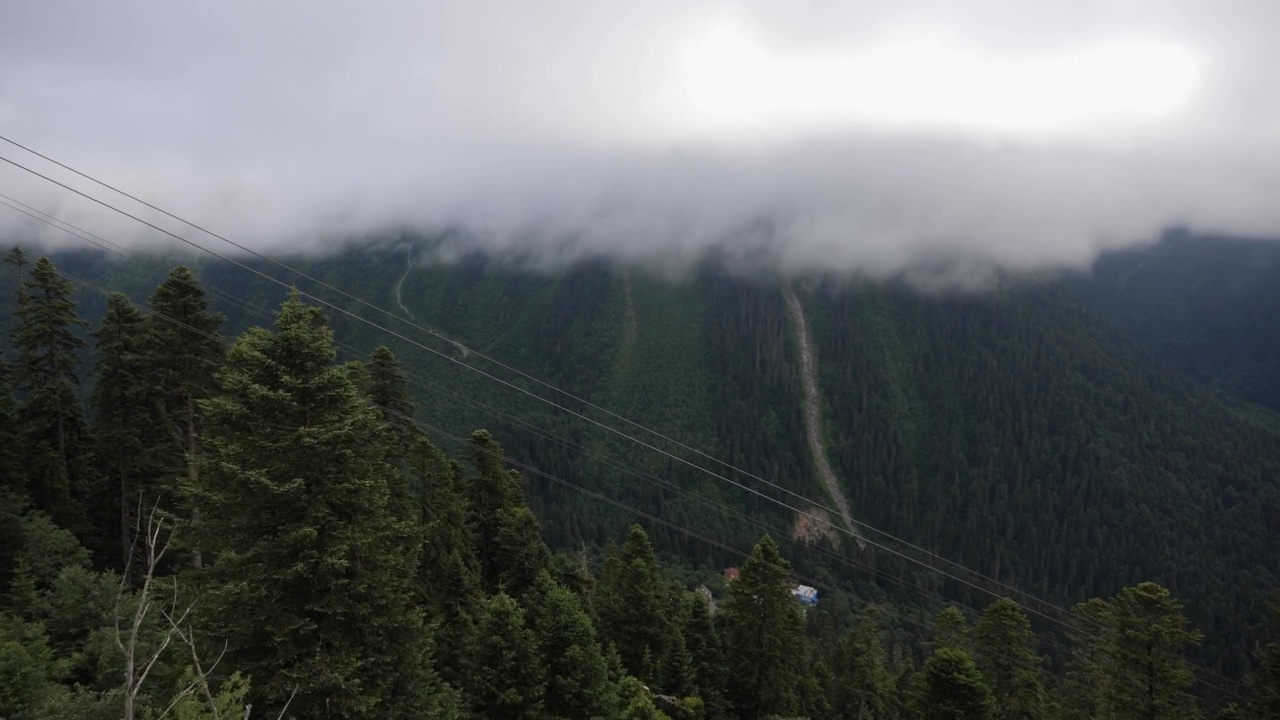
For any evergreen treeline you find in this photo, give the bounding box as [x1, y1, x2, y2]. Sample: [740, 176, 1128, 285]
[2, 252, 1280, 718]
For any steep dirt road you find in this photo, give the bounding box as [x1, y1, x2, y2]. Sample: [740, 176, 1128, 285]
[783, 280, 865, 549]
[394, 243, 415, 319]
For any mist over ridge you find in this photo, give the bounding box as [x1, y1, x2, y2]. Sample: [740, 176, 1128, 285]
[3, 0, 1280, 286]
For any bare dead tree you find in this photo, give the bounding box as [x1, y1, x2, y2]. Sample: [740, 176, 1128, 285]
[116, 501, 192, 720]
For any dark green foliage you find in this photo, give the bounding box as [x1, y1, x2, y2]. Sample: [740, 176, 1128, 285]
[12, 257, 94, 539]
[596, 524, 671, 683]
[1106, 583, 1203, 720]
[412, 438, 475, 610]
[920, 647, 993, 720]
[90, 293, 165, 570]
[720, 534, 808, 720]
[1062, 583, 1203, 720]
[4, 246, 28, 305]
[934, 607, 970, 652]
[0, 360, 19, 487]
[0, 362, 22, 589]
[832, 606, 898, 720]
[466, 429, 549, 595]
[973, 599, 1045, 720]
[528, 572, 618, 718]
[38, 241, 1280, 677]
[466, 591, 544, 719]
[364, 344, 415, 442]
[195, 295, 434, 717]
[5, 246, 1279, 716]
[683, 592, 730, 719]
[1069, 231, 1280, 412]
[143, 266, 224, 558]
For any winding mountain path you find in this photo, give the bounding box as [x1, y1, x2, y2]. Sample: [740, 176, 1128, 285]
[783, 280, 865, 549]
[394, 243, 415, 319]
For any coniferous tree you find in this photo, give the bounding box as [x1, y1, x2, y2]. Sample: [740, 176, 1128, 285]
[144, 266, 223, 563]
[1105, 582, 1203, 720]
[1057, 597, 1113, 720]
[12, 257, 93, 538]
[973, 598, 1045, 720]
[434, 551, 481, 690]
[361, 346, 418, 514]
[466, 429, 548, 595]
[527, 572, 617, 718]
[683, 592, 729, 719]
[3, 246, 27, 305]
[1061, 584, 1202, 720]
[412, 438, 475, 610]
[90, 293, 164, 570]
[195, 295, 433, 717]
[832, 606, 898, 720]
[596, 524, 669, 683]
[0, 360, 23, 588]
[892, 644, 922, 720]
[0, 359, 20, 490]
[934, 606, 970, 652]
[920, 647, 994, 720]
[466, 591, 544, 719]
[364, 345, 415, 444]
[720, 534, 807, 720]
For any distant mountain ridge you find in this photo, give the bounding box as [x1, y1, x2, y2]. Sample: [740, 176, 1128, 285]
[18, 232, 1280, 674]
[1067, 230, 1280, 413]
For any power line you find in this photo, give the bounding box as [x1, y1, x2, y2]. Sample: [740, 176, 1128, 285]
[0, 146, 1256, 700]
[0, 134, 1084, 603]
[0, 153, 1161, 635]
[0, 143, 1086, 621]
[45, 257, 1254, 704]
[3, 197, 946, 612]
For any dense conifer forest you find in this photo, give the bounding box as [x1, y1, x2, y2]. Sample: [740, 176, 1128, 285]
[2, 238, 1279, 718]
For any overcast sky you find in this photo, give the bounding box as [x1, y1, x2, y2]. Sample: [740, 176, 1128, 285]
[2, 0, 1278, 278]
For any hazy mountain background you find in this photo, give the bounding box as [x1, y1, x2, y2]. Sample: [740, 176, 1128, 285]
[20, 228, 1277, 678]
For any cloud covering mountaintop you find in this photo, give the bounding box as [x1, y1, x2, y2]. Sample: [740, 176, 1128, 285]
[2, 0, 1278, 278]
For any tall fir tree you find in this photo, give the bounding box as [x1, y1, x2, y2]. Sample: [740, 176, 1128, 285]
[12, 257, 94, 539]
[360, 346, 418, 513]
[683, 592, 729, 719]
[90, 292, 165, 571]
[195, 294, 435, 717]
[411, 438, 475, 611]
[363, 345, 415, 445]
[1105, 582, 1203, 720]
[934, 606, 970, 652]
[0, 358, 20, 493]
[832, 605, 898, 720]
[595, 524, 670, 683]
[466, 429, 548, 595]
[720, 534, 808, 720]
[465, 591, 545, 719]
[0, 359, 25, 590]
[1057, 597, 1114, 720]
[1061, 584, 1202, 720]
[143, 266, 223, 563]
[973, 598, 1046, 720]
[527, 572, 618, 718]
[920, 646, 994, 720]
[3, 246, 27, 306]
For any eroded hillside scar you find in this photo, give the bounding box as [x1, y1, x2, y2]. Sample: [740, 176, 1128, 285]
[394, 242, 414, 319]
[784, 280, 865, 549]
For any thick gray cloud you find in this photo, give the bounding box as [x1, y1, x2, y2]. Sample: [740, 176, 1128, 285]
[1, 0, 1278, 277]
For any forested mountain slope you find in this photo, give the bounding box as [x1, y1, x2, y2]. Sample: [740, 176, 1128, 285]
[1067, 231, 1280, 412]
[25, 235, 1280, 677]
